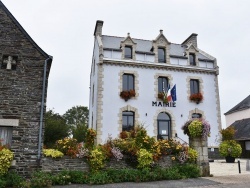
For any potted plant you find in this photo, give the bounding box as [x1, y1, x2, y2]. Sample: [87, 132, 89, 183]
[189, 93, 203, 104]
[219, 127, 242, 163]
[120, 89, 136, 101]
[219, 140, 242, 163]
[182, 118, 210, 139]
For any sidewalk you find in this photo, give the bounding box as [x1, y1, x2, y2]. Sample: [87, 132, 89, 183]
[209, 159, 250, 176]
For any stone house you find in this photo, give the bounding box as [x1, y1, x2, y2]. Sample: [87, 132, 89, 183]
[225, 95, 250, 158]
[88, 20, 222, 148]
[0, 1, 52, 176]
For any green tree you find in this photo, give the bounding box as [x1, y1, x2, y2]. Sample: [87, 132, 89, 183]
[63, 106, 89, 127]
[63, 106, 89, 142]
[72, 123, 88, 143]
[44, 110, 70, 148]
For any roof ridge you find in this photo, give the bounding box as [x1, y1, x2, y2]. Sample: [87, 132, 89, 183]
[0, 1, 51, 58]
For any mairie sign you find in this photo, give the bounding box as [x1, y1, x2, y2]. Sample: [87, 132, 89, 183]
[152, 101, 176, 107]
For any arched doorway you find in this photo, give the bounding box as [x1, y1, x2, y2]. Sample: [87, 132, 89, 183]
[157, 112, 171, 140]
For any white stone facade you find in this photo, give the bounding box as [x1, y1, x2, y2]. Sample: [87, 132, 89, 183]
[89, 20, 222, 147]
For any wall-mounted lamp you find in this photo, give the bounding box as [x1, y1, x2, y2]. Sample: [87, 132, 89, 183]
[145, 113, 147, 116]
[181, 114, 183, 117]
[183, 52, 187, 56]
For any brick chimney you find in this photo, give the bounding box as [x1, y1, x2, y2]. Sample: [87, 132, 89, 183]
[182, 33, 198, 47]
[94, 20, 104, 37]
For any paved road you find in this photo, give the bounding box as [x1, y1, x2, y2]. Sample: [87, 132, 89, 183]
[53, 159, 250, 188]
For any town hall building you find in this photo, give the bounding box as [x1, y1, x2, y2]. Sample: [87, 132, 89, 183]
[88, 20, 222, 147]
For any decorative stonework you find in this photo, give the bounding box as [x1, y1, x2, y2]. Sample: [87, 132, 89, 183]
[153, 108, 176, 139]
[120, 33, 137, 60]
[117, 105, 139, 135]
[154, 73, 173, 99]
[96, 64, 104, 144]
[214, 68, 222, 140]
[188, 109, 206, 119]
[119, 70, 139, 99]
[152, 30, 171, 64]
[186, 76, 204, 102]
[0, 119, 19, 126]
[185, 44, 199, 66]
[103, 59, 217, 75]
[2, 55, 17, 70]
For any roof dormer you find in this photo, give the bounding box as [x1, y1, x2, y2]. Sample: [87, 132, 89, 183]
[184, 43, 199, 66]
[120, 33, 137, 60]
[152, 30, 171, 63]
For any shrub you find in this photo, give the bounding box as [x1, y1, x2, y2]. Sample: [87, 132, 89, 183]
[220, 127, 236, 141]
[0, 148, 14, 175]
[43, 149, 64, 158]
[187, 148, 198, 162]
[219, 140, 242, 157]
[88, 148, 107, 172]
[137, 149, 153, 169]
[188, 120, 203, 138]
[55, 137, 78, 157]
[30, 171, 53, 188]
[84, 129, 97, 150]
[182, 118, 211, 138]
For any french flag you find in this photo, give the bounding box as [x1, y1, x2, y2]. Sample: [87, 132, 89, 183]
[171, 84, 177, 102]
[167, 85, 172, 102]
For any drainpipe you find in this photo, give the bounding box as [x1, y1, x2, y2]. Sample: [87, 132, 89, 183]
[38, 57, 51, 164]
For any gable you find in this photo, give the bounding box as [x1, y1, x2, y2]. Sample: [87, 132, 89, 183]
[0, 1, 50, 59]
[225, 95, 250, 115]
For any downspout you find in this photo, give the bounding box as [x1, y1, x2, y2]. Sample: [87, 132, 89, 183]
[38, 57, 51, 164]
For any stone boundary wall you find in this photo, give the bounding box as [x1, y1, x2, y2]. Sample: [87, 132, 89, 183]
[42, 156, 174, 173]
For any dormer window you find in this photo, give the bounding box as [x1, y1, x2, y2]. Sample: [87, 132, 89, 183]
[189, 53, 196, 66]
[125, 46, 132, 59]
[158, 48, 166, 63]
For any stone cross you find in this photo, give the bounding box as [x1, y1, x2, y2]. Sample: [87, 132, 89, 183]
[3, 56, 16, 70]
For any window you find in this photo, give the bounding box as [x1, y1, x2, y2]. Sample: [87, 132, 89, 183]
[0, 126, 13, 147]
[158, 77, 168, 93]
[125, 46, 132, 59]
[190, 79, 199, 94]
[157, 112, 171, 140]
[122, 111, 134, 131]
[122, 74, 134, 91]
[189, 53, 196, 65]
[192, 113, 202, 118]
[158, 48, 166, 63]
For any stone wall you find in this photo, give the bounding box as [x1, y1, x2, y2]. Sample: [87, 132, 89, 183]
[189, 137, 210, 176]
[42, 156, 174, 173]
[0, 3, 51, 176]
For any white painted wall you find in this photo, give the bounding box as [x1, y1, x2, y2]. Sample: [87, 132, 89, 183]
[225, 109, 250, 127]
[88, 39, 99, 130]
[99, 63, 220, 146]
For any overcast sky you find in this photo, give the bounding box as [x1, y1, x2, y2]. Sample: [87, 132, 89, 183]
[2, 0, 250, 127]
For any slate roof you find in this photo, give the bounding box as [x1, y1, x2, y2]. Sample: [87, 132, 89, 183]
[224, 95, 250, 115]
[102, 35, 214, 61]
[231, 118, 250, 140]
[0, 1, 51, 58]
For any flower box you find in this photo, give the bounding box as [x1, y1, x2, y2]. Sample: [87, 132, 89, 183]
[158, 92, 167, 103]
[189, 93, 203, 104]
[120, 89, 136, 101]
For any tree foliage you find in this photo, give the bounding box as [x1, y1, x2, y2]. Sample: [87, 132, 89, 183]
[72, 123, 88, 143]
[44, 110, 70, 148]
[63, 106, 89, 127]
